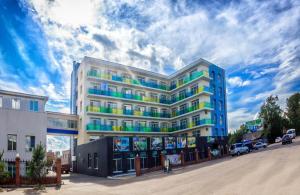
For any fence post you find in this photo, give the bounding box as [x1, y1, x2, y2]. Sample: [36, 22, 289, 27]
[180, 150, 185, 166]
[15, 156, 20, 186]
[208, 147, 211, 161]
[135, 154, 141, 176]
[56, 158, 62, 185]
[195, 148, 200, 163]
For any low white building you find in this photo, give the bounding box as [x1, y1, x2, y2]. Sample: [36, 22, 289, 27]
[0, 90, 48, 175]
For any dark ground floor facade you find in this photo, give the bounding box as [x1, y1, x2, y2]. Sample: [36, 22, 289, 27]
[74, 136, 228, 177]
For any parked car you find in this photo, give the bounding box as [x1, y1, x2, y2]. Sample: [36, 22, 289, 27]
[243, 141, 255, 152]
[230, 143, 249, 156]
[282, 134, 292, 145]
[275, 137, 282, 143]
[254, 142, 267, 150]
[286, 129, 296, 139]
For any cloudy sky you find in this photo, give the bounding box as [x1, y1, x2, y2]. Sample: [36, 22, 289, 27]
[0, 0, 299, 138]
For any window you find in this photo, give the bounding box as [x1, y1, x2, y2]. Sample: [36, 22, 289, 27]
[123, 104, 133, 115]
[160, 81, 167, 89]
[122, 88, 132, 95]
[180, 118, 188, 129]
[179, 89, 186, 100]
[94, 153, 98, 169]
[108, 119, 117, 127]
[190, 69, 197, 78]
[191, 99, 199, 110]
[88, 154, 92, 168]
[136, 105, 146, 112]
[161, 108, 168, 117]
[150, 93, 158, 102]
[219, 101, 223, 111]
[67, 120, 77, 128]
[107, 102, 117, 109]
[192, 130, 201, 137]
[12, 98, 20, 110]
[7, 134, 17, 151]
[137, 76, 145, 84]
[25, 136, 35, 152]
[171, 94, 176, 102]
[0, 96, 2, 108]
[178, 77, 184, 85]
[149, 79, 158, 86]
[219, 87, 222, 97]
[172, 121, 177, 130]
[91, 118, 101, 126]
[214, 114, 217, 124]
[217, 73, 221, 82]
[179, 104, 187, 114]
[108, 85, 117, 93]
[107, 70, 117, 77]
[211, 71, 215, 80]
[90, 100, 101, 107]
[172, 108, 177, 117]
[220, 115, 223, 125]
[29, 100, 38, 112]
[150, 122, 159, 131]
[160, 94, 167, 102]
[191, 85, 198, 95]
[122, 73, 131, 79]
[136, 90, 145, 98]
[192, 115, 200, 126]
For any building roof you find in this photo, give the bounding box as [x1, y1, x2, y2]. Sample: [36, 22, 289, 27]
[0, 89, 48, 101]
[80, 56, 220, 79]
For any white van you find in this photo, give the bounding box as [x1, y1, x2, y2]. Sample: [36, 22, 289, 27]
[286, 129, 296, 139]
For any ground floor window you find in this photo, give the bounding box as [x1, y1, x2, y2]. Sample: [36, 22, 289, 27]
[7, 162, 16, 177]
[127, 158, 135, 171]
[113, 158, 122, 173]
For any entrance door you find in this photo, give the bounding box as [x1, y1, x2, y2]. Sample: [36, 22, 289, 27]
[113, 158, 122, 173]
[127, 158, 135, 172]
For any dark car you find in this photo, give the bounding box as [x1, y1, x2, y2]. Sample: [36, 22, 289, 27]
[282, 134, 292, 145]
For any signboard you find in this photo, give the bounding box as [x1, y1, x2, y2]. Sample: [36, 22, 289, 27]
[187, 137, 196, 148]
[164, 137, 176, 149]
[177, 137, 187, 148]
[133, 137, 147, 151]
[151, 137, 163, 150]
[245, 118, 263, 132]
[113, 137, 129, 152]
[166, 154, 181, 165]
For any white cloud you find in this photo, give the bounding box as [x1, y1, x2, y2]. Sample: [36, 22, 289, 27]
[19, 0, 300, 131]
[228, 76, 251, 87]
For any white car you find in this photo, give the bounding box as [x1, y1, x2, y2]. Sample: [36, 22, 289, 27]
[275, 137, 282, 143]
[286, 129, 296, 139]
[254, 142, 267, 150]
[230, 143, 249, 156]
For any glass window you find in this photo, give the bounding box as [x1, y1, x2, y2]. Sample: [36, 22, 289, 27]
[150, 93, 158, 101]
[180, 119, 188, 129]
[149, 79, 157, 85]
[160, 81, 167, 89]
[88, 154, 92, 168]
[108, 85, 117, 92]
[107, 70, 117, 77]
[172, 121, 177, 129]
[136, 90, 145, 98]
[29, 100, 38, 112]
[123, 88, 132, 95]
[108, 119, 117, 127]
[192, 115, 200, 125]
[192, 130, 201, 137]
[219, 101, 223, 111]
[94, 153, 98, 169]
[91, 118, 101, 126]
[190, 69, 197, 78]
[107, 102, 117, 109]
[136, 105, 146, 112]
[179, 104, 187, 114]
[90, 100, 101, 107]
[12, 98, 20, 110]
[0, 96, 2, 108]
[26, 136, 35, 152]
[219, 87, 222, 97]
[172, 108, 177, 117]
[137, 76, 145, 83]
[191, 99, 199, 109]
[7, 134, 17, 151]
[220, 115, 223, 125]
[191, 85, 198, 95]
[179, 89, 186, 100]
[217, 73, 221, 82]
[178, 77, 184, 85]
[122, 73, 131, 79]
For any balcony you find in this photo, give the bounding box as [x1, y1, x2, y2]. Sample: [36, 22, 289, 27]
[86, 106, 171, 118]
[87, 70, 210, 91]
[86, 102, 211, 119]
[86, 119, 213, 133]
[88, 86, 212, 105]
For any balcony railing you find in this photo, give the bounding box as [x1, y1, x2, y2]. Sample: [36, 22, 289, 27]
[86, 119, 213, 133]
[86, 102, 211, 118]
[87, 70, 210, 91]
[88, 86, 212, 105]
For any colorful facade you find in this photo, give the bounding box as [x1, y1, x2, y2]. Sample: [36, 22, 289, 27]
[71, 57, 228, 145]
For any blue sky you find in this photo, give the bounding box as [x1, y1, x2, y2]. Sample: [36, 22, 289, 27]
[0, 0, 299, 137]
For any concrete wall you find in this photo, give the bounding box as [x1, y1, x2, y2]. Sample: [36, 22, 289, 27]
[0, 108, 47, 161]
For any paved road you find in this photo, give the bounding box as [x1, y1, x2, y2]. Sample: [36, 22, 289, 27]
[3, 137, 300, 195]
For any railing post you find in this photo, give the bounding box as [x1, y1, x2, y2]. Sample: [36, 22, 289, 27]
[135, 154, 141, 176]
[180, 150, 185, 166]
[15, 156, 20, 186]
[56, 158, 62, 185]
[208, 147, 211, 161]
[195, 148, 200, 163]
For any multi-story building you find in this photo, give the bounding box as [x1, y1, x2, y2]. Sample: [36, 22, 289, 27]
[71, 56, 227, 145]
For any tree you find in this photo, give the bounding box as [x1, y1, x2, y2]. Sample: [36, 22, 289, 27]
[28, 144, 47, 185]
[286, 92, 300, 135]
[228, 125, 248, 145]
[259, 95, 283, 143]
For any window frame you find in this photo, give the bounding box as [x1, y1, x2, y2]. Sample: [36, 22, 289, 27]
[7, 134, 17, 151]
